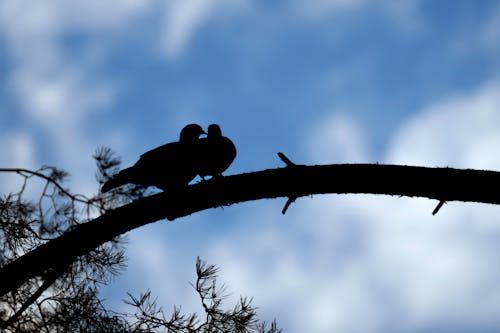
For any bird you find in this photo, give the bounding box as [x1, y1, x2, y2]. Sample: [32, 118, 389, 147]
[195, 124, 237, 180]
[101, 124, 206, 193]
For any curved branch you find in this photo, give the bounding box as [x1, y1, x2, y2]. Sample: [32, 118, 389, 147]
[1, 163, 500, 298]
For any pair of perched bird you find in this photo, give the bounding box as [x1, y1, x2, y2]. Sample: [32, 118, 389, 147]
[101, 124, 236, 193]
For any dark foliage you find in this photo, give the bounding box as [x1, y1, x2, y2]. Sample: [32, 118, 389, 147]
[0, 148, 279, 332]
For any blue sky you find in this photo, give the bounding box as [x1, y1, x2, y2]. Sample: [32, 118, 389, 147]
[2, 1, 500, 332]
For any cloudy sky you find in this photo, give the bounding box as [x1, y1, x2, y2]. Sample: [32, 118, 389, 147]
[2, 0, 500, 332]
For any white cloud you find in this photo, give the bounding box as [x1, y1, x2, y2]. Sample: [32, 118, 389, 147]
[0, 132, 36, 169]
[161, 0, 219, 57]
[6, 64, 116, 195]
[293, 0, 370, 17]
[376, 80, 500, 327]
[0, 0, 248, 59]
[315, 82, 500, 331]
[292, 0, 423, 33]
[0, 132, 37, 195]
[160, 0, 247, 57]
[0, 0, 147, 194]
[10, 66, 114, 121]
[386, 81, 500, 169]
[304, 112, 371, 164]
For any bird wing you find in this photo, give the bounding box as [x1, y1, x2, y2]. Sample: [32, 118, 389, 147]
[101, 167, 136, 192]
[138, 141, 177, 162]
[219, 136, 237, 171]
[135, 141, 198, 190]
[196, 136, 236, 177]
[101, 134, 203, 192]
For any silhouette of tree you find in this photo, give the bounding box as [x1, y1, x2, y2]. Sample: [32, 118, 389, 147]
[2, 147, 500, 331]
[0, 148, 280, 332]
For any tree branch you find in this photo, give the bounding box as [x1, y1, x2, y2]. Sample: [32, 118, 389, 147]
[0, 267, 62, 330]
[0, 167, 92, 206]
[1, 163, 500, 298]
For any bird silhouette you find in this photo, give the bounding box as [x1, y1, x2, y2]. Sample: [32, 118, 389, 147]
[101, 124, 206, 193]
[196, 124, 237, 180]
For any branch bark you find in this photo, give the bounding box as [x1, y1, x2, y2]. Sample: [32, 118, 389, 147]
[1, 163, 500, 298]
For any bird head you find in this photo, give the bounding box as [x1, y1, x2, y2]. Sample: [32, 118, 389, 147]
[207, 124, 222, 138]
[179, 124, 206, 142]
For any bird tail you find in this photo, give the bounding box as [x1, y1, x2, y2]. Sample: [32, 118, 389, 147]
[101, 168, 134, 193]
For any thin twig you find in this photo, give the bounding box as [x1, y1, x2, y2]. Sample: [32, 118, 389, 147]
[281, 196, 297, 215]
[277, 152, 296, 167]
[432, 200, 446, 215]
[277, 153, 299, 214]
[0, 168, 93, 206]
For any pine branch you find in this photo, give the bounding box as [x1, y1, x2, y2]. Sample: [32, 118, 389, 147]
[1, 163, 500, 298]
[0, 168, 91, 206]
